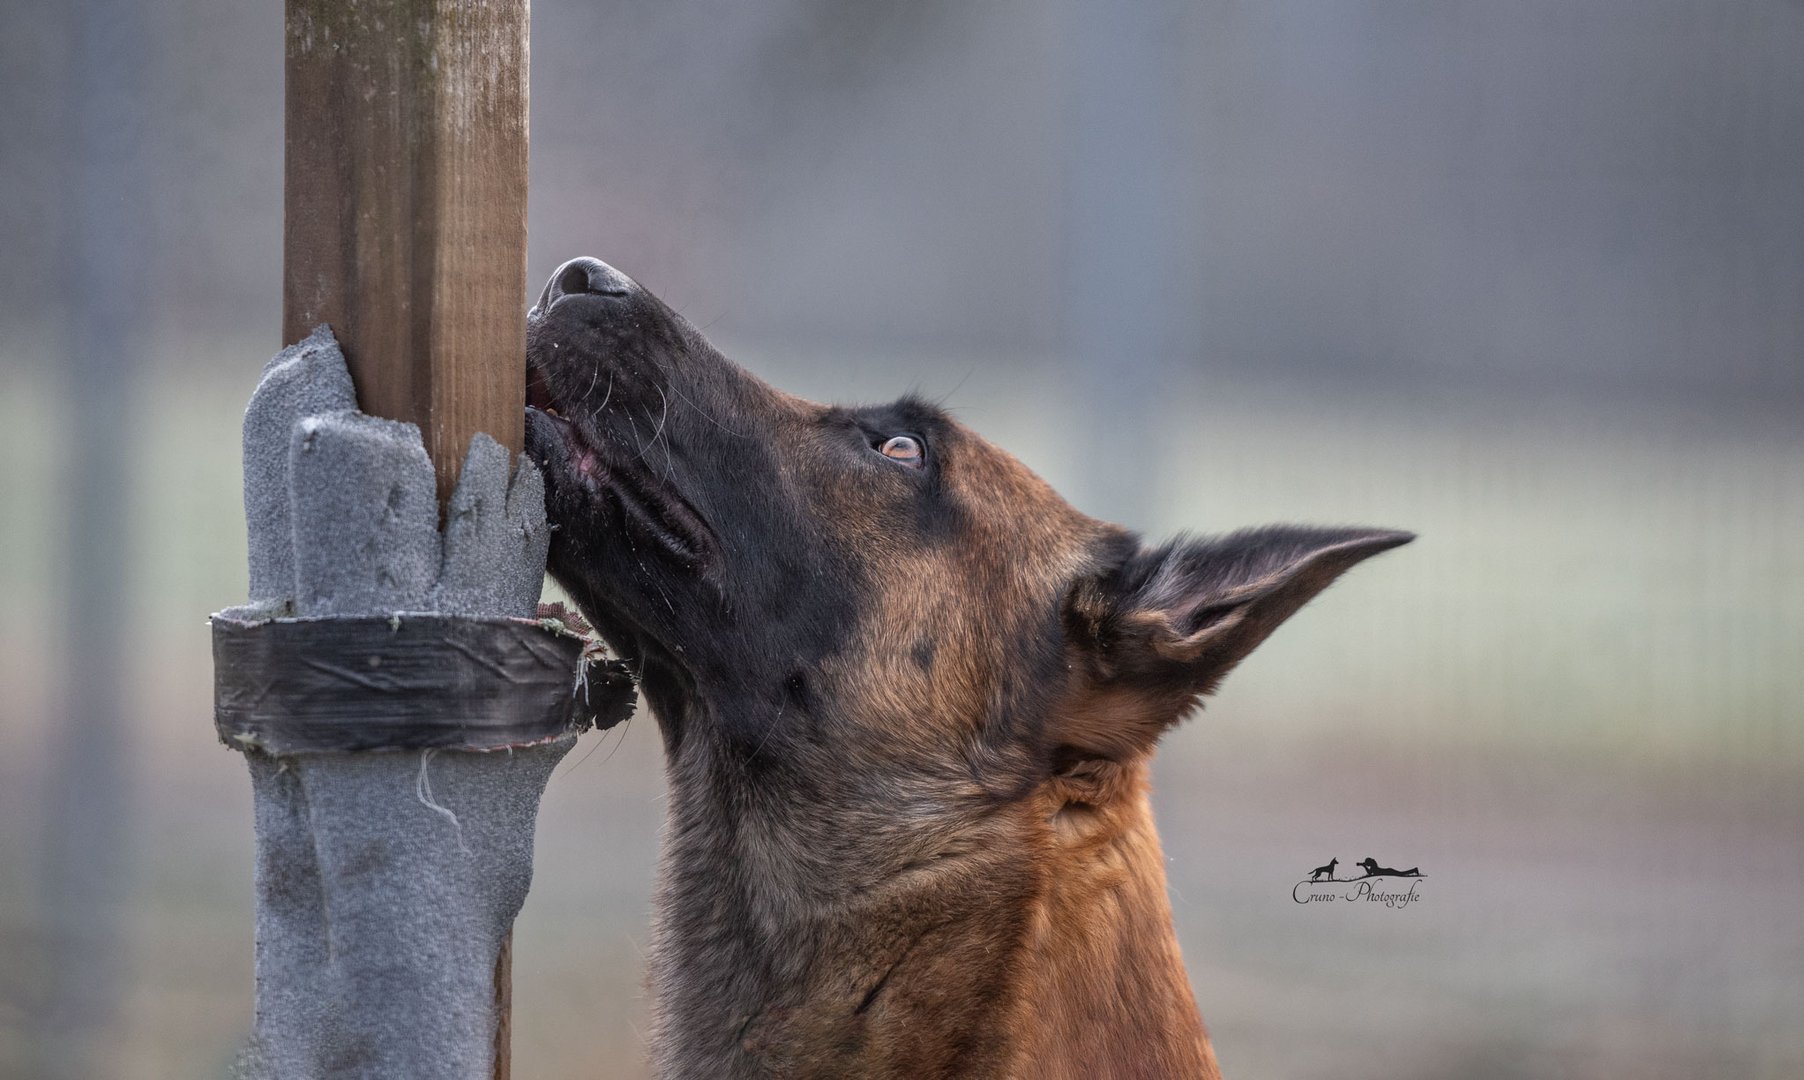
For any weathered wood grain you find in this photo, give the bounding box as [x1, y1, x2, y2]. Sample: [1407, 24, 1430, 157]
[283, 0, 529, 504]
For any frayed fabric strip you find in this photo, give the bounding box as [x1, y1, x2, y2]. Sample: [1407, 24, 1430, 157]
[213, 613, 634, 754]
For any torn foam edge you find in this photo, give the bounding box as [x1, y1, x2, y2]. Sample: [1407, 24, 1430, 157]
[233, 324, 551, 620]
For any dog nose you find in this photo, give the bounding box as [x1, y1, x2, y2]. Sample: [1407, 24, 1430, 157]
[536, 256, 634, 311]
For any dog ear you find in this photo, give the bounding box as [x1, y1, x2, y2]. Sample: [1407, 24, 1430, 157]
[1056, 526, 1412, 762]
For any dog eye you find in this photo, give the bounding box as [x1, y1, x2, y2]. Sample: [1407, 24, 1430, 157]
[877, 434, 924, 466]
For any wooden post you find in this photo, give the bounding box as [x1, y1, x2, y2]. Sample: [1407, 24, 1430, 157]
[492, 932, 514, 1080]
[283, 0, 529, 503]
[281, 3, 529, 1073]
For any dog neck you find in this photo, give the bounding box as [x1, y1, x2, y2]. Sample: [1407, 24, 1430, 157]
[645, 742, 1221, 1079]
[1014, 758, 1222, 1079]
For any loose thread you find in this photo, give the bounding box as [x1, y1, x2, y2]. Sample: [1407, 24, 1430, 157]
[415, 749, 470, 855]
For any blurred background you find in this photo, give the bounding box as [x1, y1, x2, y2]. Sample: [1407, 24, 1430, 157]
[2, 2, 1801, 1077]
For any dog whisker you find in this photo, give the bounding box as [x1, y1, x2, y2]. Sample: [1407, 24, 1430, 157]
[667, 382, 748, 439]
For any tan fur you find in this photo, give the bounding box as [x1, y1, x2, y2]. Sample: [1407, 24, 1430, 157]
[1021, 761, 1221, 1079]
[652, 415, 1224, 1076]
[528, 266, 1408, 1076]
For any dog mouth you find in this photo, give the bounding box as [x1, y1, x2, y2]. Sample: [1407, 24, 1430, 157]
[526, 360, 715, 571]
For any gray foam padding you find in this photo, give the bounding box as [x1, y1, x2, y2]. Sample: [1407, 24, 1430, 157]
[235, 744, 569, 1079]
[227, 327, 574, 1079]
[233, 325, 550, 620]
[242, 327, 359, 607]
[435, 432, 551, 618]
[290, 410, 444, 616]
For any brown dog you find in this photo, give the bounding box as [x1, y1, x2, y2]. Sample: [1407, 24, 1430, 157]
[525, 257, 1411, 1078]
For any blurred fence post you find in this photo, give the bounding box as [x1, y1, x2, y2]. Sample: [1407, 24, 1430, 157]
[32, 0, 145, 1076]
[1063, 0, 1188, 527]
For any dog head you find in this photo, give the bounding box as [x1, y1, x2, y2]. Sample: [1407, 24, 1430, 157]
[525, 257, 1410, 887]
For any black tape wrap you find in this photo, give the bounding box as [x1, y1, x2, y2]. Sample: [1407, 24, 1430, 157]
[212, 613, 635, 754]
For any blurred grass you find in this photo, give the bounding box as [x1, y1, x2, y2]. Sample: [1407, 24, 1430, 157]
[0, 339, 1800, 1077]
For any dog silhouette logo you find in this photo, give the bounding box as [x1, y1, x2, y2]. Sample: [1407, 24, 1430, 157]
[1294, 857, 1425, 907]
